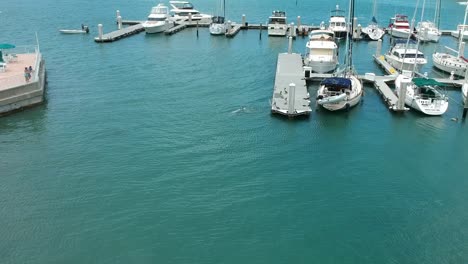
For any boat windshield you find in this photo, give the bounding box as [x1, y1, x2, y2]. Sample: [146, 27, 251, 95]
[401, 53, 425, 59]
[172, 2, 194, 9]
[330, 22, 346, 27]
[269, 18, 286, 24]
[176, 11, 200, 16]
[152, 7, 168, 14]
[395, 15, 408, 22]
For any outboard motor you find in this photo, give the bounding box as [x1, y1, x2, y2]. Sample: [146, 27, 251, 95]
[85, 26, 89, 33]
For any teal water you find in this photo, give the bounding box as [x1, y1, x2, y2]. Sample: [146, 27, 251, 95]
[2, 0, 468, 263]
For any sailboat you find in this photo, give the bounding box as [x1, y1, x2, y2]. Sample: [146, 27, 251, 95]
[316, 0, 362, 111]
[415, 0, 441, 42]
[209, 0, 226, 35]
[361, 0, 385, 40]
[433, 1, 468, 77]
[395, 0, 449, 116]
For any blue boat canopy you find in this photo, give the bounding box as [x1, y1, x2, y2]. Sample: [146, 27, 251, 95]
[321, 77, 352, 89]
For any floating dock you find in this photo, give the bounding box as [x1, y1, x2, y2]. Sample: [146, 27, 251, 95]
[94, 24, 144, 43]
[373, 55, 398, 76]
[271, 53, 311, 117]
[226, 24, 242, 38]
[164, 23, 187, 35]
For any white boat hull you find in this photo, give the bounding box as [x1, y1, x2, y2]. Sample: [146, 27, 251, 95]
[395, 75, 449, 115]
[417, 31, 441, 42]
[385, 55, 426, 72]
[268, 25, 288, 36]
[143, 21, 173, 34]
[317, 75, 363, 111]
[451, 31, 468, 40]
[305, 59, 337, 73]
[389, 28, 411, 38]
[432, 53, 467, 77]
[362, 26, 385, 40]
[59, 29, 88, 34]
[209, 23, 226, 35]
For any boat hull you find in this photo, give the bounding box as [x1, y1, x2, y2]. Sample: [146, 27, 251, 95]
[385, 55, 426, 72]
[268, 25, 288, 36]
[451, 31, 468, 40]
[463, 83, 468, 105]
[143, 21, 173, 34]
[209, 23, 226, 35]
[59, 30, 88, 34]
[317, 75, 363, 111]
[362, 26, 385, 40]
[305, 60, 337, 73]
[417, 31, 441, 42]
[389, 28, 411, 38]
[432, 53, 467, 77]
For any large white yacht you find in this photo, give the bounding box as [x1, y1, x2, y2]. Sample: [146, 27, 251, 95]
[328, 5, 347, 39]
[384, 40, 427, 72]
[267, 11, 287, 36]
[395, 71, 449, 115]
[416, 21, 441, 42]
[388, 14, 411, 39]
[169, 1, 212, 24]
[317, 0, 362, 111]
[304, 29, 338, 73]
[142, 4, 174, 34]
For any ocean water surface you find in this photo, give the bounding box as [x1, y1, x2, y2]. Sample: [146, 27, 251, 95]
[1, 0, 468, 263]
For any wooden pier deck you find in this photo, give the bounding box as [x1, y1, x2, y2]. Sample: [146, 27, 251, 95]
[271, 53, 311, 117]
[94, 24, 144, 43]
[164, 23, 187, 35]
[373, 55, 398, 75]
[226, 24, 242, 38]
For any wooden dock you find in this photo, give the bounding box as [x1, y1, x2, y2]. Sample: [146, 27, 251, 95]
[271, 53, 311, 117]
[373, 55, 398, 75]
[226, 25, 242, 38]
[164, 23, 187, 35]
[94, 24, 144, 43]
[373, 78, 403, 111]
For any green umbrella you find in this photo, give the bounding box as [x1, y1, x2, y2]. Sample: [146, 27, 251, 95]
[0, 43, 15, 49]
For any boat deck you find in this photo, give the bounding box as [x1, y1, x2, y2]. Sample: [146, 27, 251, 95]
[271, 53, 311, 117]
[0, 54, 37, 91]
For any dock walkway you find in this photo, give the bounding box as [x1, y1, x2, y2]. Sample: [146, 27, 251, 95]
[271, 53, 311, 117]
[94, 24, 144, 43]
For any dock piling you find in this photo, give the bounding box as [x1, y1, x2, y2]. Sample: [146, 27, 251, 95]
[188, 13, 192, 24]
[116, 10, 120, 21]
[196, 21, 199, 38]
[242, 14, 246, 27]
[117, 16, 122, 30]
[98, 24, 103, 40]
[397, 78, 410, 111]
[259, 23, 262, 40]
[288, 83, 296, 115]
[376, 39, 382, 57]
[297, 16, 301, 31]
[288, 37, 293, 54]
[289, 22, 295, 38]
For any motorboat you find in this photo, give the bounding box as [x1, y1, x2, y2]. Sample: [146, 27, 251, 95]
[304, 29, 338, 73]
[209, 0, 226, 35]
[267, 11, 287, 36]
[388, 14, 411, 39]
[416, 21, 441, 42]
[142, 4, 174, 34]
[361, 0, 385, 40]
[384, 39, 427, 72]
[60, 25, 89, 34]
[395, 71, 449, 115]
[317, 0, 362, 111]
[328, 5, 348, 39]
[433, 2, 468, 76]
[169, 1, 212, 24]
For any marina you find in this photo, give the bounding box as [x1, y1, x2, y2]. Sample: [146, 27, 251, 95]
[3, 0, 468, 263]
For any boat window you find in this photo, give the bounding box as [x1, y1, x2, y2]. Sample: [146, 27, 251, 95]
[148, 17, 166, 21]
[269, 18, 286, 24]
[403, 54, 425, 59]
[310, 48, 334, 56]
[330, 22, 335, 27]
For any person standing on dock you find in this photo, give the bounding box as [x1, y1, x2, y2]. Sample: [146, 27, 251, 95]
[24, 67, 30, 82]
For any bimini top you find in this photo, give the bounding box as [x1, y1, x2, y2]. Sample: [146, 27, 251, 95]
[321, 77, 351, 89]
[412, 78, 445, 87]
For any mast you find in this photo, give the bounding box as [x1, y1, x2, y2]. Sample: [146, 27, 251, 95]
[420, 0, 425, 22]
[458, 2, 468, 57]
[346, 0, 355, 73]
[223, 0, 225, 18]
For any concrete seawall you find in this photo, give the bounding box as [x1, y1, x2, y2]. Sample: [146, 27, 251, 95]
[0, 58, 46, 116]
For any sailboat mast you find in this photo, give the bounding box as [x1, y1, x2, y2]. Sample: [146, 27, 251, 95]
[458, 2, 468, 57]
[223, 0, 225, 19]
[347, 0, 355, 72]
[420, 0, 425, 22]
[372, 0, 377, 18]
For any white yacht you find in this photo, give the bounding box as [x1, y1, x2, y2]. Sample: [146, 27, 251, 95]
[416, 21, 441, 42]
[395, 71, 449, 115]
[169, 1, 212, 24]
[317, 0, 362, 111]
[328, 5, 347, 39]
[384, 40, 427, 72]
[304, 29, 338, 73]
[433, 2, 468, 77]
[267, 11, 287, 36]
[142, 4, 174, 34]
[361, 0, 384, 40]
[388, 14, 411, 39]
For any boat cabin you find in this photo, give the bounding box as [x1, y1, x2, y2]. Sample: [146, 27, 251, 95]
[268, 11, 286, 24]
[212, 16, 225, 24]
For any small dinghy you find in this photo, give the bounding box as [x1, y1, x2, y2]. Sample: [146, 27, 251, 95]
[60, 25, 89, 34]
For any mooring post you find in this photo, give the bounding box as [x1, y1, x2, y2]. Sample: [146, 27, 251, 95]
[297, 16, 301, 31]
[289, 22, 295, 38]
[196, 21, 199, 37]
[288, 36, 293, 54]
[242, 14, 246, 27]
[188, 13, 192, 24]
[98, 24, 103, 40]
[398, 78, 410, 111]
[376, 39, 382, 57]
[353, 17, 358, 39]
[116, 10, 120, 21]
[117, 16, 122, 30]
[288, 83, 296, 115]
